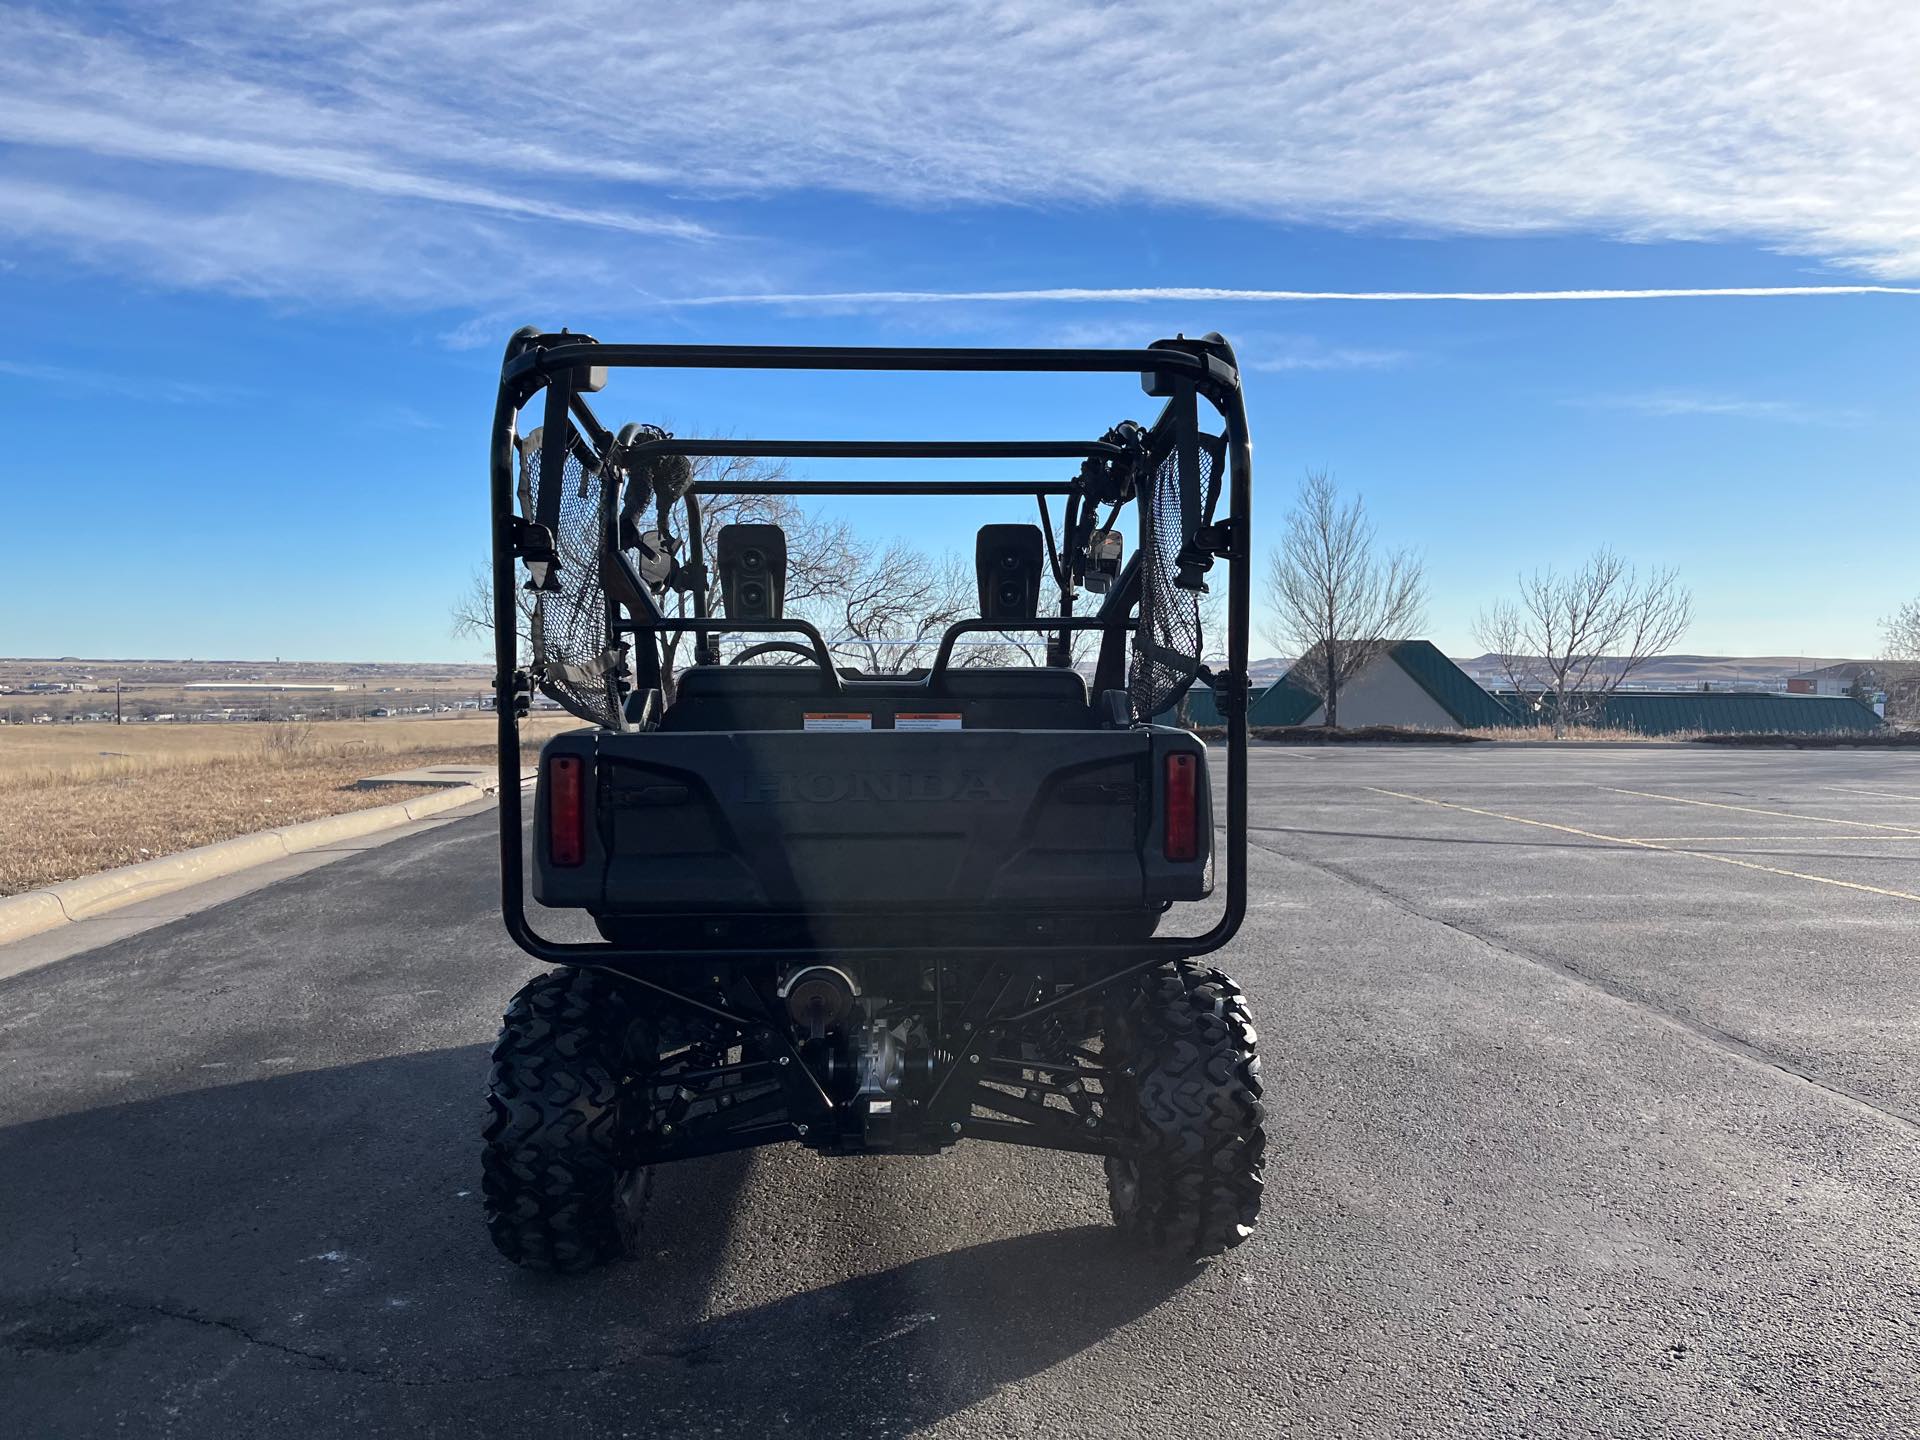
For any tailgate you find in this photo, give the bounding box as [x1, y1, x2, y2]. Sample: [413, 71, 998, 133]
[532, 728, 1211, 914]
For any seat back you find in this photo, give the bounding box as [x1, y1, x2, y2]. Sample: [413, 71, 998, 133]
[657, 665, 1090, 731]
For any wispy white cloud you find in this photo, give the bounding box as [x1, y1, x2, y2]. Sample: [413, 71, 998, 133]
[437, 313, 523, 353]
[666, 285, 1920, 308]
[0, 97, 707, 240]
[359, 404, 445, 432]
[1045, 321, 1413, 371]
[0, 173, 615, 308]
[1571, 391, 1864, 426]
[1246, 344, 1412, 373]
[1, 1, 1919, 309]
[0, 357, 249, 405]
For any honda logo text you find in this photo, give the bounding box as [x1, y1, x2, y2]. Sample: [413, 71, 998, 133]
[736, 771, 998, 804]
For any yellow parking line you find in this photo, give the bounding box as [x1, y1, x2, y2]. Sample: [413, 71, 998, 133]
[1630, 834, 1920, 843]
[1822, 785, 1920, 802]
[1602, 787, 1920, 836]
[1366, 787, 1920, 905]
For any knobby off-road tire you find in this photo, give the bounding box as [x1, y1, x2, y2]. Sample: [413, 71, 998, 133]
[482, 966, 665, 1273]
[1104, 963, 1265, 1258]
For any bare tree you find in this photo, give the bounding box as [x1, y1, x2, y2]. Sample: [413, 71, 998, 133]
[658, 454, 857, 694]
[456, 449, 858, 699]
[1475, 547, 1692, 737]
[449, 564, 534, 662]
[829, 547, 979, 674]
[1170, 592, 1231, 727]
[1881, 596, 1920, 723]
[951, 599, 1098, 670]
[460, 438, 1106, 694]
[1199, 590, 1228, 669]
[1264, 470, 1426, 727]
[1884, 596, 1920, 665]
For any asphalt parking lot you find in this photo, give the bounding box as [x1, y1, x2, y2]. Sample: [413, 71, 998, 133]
[2, 743, 1917, 1437]
[1250, 744, 1920, 1122]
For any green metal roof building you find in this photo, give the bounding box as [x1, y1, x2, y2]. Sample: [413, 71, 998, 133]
[1164, 643, 1884, 736]
[1164, 641, 1511, 729]
[1513, 690, 1882, 736]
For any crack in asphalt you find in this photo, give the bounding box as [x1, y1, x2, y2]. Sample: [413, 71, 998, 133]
[1248, 835, 1920, 1138]
[14, 1292, 713, 1387]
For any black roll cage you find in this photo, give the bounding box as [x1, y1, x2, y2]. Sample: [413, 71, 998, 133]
[491, 331, 1252, 1001]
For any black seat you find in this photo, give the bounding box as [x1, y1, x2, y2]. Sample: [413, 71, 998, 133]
[657, 664, 1091, 731]
[930, 668, 1087, 705]
[675, 666, 835, 699]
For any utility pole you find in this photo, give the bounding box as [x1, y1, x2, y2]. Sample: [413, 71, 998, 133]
[115, 679, 122, 725]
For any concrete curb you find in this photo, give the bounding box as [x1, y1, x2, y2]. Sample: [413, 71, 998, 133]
[0, 785, 488, 945]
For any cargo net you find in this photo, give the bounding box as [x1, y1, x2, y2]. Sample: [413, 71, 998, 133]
[1129, 435, 1221, 720]
[519, 427, 621, 728]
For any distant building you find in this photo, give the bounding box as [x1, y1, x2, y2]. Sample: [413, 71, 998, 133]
[1169, 640, 1510, 731]
[1785, 672, 1887, 716]
[1167, 639, 1887, 736]
[181, 682, 349, 692]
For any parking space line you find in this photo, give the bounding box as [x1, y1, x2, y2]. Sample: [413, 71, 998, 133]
[1822, 785, 1920, 802]
[1602, 787, 1920, 836]
[1366, 787, 1920, 906]
[1629, 834, 1920, 843]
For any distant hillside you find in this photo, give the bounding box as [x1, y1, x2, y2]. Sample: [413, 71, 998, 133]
[1454, 653, 1865, 690]
[1248, 653, 1872, 691]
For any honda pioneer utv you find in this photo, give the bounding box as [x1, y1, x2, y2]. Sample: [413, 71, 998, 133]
[483, 331, 1261, 1271]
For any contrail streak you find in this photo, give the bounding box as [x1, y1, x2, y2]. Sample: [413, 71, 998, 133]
[668, 284, 1920, 306]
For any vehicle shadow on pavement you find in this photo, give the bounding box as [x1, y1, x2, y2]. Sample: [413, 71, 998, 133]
[636, 1224, 1198, 1436]
[0, 1044, 1198, 1436]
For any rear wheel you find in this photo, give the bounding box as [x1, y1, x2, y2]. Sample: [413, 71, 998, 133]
[481, 967, 672, 1273]
[1103, 963, 1265, 1257]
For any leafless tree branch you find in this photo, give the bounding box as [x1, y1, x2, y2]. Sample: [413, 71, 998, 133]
[1474, 546, 1693, 736]
[1262, 469, 1426, 727]
[471, 435, 1093, 695]
[829, 547, 983, 674]
[1883, 597, 1920, 666]
[1881, 596, 1920, 723]
[659, 455, 860, 692]
[449, 564, 534, 664]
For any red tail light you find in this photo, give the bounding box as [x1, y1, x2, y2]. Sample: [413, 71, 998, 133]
[548, 755, 586, 867]
[1163, 751, 1199, 862]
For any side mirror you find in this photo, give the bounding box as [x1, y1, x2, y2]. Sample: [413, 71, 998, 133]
[1085, 529, 1124, 594]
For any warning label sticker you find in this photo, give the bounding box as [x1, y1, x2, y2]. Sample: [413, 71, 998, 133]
[802, 712, 873, 732]
[895, 713, 964, 731]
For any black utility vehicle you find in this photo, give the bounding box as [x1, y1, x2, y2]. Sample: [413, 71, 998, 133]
[483, 332, 1261, 1271]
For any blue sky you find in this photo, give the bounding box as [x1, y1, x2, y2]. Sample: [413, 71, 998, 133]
[1, 1, 1916, 663]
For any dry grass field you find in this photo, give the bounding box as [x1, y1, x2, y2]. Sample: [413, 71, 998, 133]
[1463, 724, 1698, 742]
[0, 715, 574, 895]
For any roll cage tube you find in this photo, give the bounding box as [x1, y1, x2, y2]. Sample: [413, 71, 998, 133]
[490, 335, 1251, 976]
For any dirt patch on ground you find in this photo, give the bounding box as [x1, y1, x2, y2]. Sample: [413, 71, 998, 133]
[1253, 725, 1487, 744]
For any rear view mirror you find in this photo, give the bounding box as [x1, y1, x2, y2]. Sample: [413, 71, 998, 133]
[1085, 529, 1124, 594]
